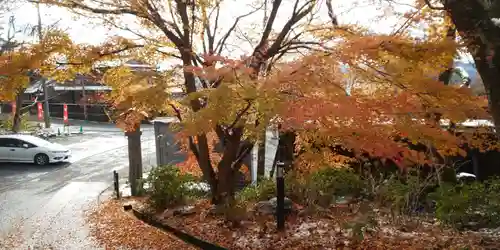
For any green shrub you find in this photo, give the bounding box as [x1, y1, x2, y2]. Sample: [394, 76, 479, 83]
[430, 177, 500, 229]
[283, 167, 365, 207]
[306, 167, 365, 207]
[146, 165, 196, 210]
[375, 173, 436, 215]
[311, 167, 365, 197]
[285, 171, 308, 204]
[236, 178, 275, 204]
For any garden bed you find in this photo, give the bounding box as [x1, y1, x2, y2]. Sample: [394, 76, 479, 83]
[132, 198, 500, 250]
[86, 197, 197, 250]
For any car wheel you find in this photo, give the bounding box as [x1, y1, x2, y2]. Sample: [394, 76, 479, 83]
[34, 154, 49, 166]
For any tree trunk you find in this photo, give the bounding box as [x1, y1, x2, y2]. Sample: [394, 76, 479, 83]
[11, 90, 24, 133]
[271, 131, 296, 177]
[196, 133, 219, 203]
[126, 126, 143, 196]
[213, 128, 244, 204]
[444, 0, 500, 135]
[257, 142, 266, 177]
[179, 49, 220, 202]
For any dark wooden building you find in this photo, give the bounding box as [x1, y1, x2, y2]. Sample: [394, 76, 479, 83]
[1, 60, 163, 122]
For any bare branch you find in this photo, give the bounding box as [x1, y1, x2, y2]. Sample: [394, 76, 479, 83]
[211, 4, 220, 52]
[325, 0, 339, 26]
[98, 44, 144, 57]
[38, 0, 185, 48]
[174, 0, 190, 43]
[143, 1, 184, 47]
[202, 1, 221, 54]
[227, 100, 253, 131]
[35, 0, 147, 17]
[189, 1, 196, 53]
[166, 0, 184, 38]
[215, 4, 264, 55]
[266, 0, 315, 58]
[231, 142, 253, 171]
[169, 102, 200, 160]
[424, 0, 445, 10]
[255, 0, 283, 50]
[55, 44, 146, 66]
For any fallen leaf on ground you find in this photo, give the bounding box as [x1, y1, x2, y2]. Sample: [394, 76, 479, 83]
[86, 198, 197, 250]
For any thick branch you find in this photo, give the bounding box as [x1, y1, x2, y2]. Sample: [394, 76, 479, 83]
[174, 0, 190, 44]
[44, 0, 146, 16]
[169, 102, 200, 160]
[266, 0, 315, 58]
[325, 0, 339, 26]
[227, 100, 253, 131]
[424, 0, 445, 10]
[98, 44, 144, 57]
[256, 0, 283, 50]
[231, 142, 254, 171]
[144, 1, 184, 47]
[210, 4, 220, 53]
[55, 44, 145, 66]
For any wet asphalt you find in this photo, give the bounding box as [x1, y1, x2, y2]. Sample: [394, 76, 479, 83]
[0, 121, 157, 249]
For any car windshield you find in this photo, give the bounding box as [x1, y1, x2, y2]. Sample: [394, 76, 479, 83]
[22, 135, 53, 147]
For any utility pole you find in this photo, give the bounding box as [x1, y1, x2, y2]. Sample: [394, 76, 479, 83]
[36, 2, 50, 128]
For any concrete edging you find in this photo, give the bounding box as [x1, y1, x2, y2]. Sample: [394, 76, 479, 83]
[131, 208, 227, 250]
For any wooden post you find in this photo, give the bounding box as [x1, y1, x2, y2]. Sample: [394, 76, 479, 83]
[113, 170, 120, 199]
[126, 125, 143, 196]
[471, 148, 480, 180]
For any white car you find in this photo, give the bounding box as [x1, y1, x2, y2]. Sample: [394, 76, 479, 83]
[0, 134, 71, 165]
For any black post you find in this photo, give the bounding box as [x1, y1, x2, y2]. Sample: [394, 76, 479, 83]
[276, 161, 285, 231]
[113, 170, 120, 199]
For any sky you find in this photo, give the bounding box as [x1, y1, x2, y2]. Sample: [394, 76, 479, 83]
[1, 0, 475, 68]
[2, 0, 413, 46]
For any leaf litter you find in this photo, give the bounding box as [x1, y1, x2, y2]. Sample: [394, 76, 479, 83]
[85, 198, 196, 250]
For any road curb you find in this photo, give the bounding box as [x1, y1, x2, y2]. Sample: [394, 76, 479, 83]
[97, 183, 115, 204]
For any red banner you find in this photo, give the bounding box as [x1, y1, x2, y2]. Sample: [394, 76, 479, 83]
[37, 102, 43, 120]
[11, 102, 16, 115]
[63, 104, 68, 124]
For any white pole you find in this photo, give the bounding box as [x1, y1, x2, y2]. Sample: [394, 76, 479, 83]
[251, 142, 258, 186]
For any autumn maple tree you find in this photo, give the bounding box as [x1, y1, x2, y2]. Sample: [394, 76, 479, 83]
[400, 0, 500, 134]
[37, 0, 327, 204]
[37, 0, 494, 206]
[0, 22, 155, 132]
[0, 27, 79, 132]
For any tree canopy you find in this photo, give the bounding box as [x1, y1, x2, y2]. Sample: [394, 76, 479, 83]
[30, 0, 496, 204]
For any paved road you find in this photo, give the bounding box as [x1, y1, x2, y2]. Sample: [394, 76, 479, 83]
[0, 121, 157, 249]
